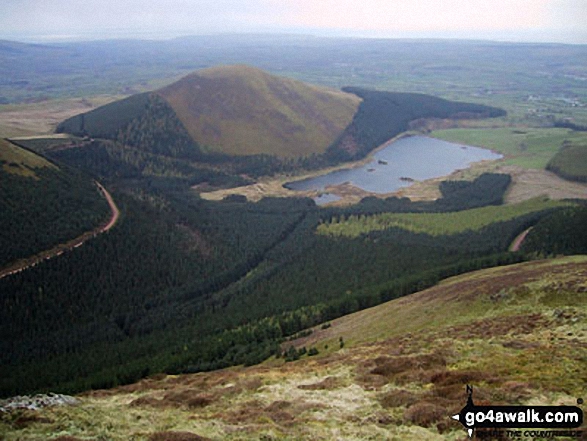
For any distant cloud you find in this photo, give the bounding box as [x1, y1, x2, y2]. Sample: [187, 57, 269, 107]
[0, 0, 585, 43]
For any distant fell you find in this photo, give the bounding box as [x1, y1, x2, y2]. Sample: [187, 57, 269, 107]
[56, 65, 505, 173]
[157, 65, 361, 158]
[57, 65, 360, 159]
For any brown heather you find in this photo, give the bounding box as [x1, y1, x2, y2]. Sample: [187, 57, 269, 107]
[158, 65, 361, 158]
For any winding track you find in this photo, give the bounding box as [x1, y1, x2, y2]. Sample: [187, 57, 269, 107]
[0, 181, 120, 279]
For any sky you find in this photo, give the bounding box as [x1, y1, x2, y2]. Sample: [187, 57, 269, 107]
[1, 0, 586, 44]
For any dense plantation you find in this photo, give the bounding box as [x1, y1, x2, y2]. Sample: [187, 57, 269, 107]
[0, 167, 571, 396]
[326, 88, 506, 162]
[521, 206, 587, 255]
[56, 92, 154, 139]
[0, 141, 110, 267]
[49, 140, 249, 187]
[546, 143, 587, 182]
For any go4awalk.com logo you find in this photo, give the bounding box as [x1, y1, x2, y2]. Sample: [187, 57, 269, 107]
[452, 386, 584, 439]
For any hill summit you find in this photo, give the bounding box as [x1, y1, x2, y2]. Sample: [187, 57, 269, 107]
[158, 65, 361, 157]
[57, 65, 361, 159]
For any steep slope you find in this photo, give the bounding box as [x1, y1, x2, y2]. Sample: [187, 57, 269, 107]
[158, 65, 362, 158]
[2, 256, 585, 440]
[0, 139, 110, 268]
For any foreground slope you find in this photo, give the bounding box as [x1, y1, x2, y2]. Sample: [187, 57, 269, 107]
[2, 256, 585, 440]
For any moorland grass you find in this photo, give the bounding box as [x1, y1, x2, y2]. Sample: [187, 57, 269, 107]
[158, 65, 361, 158]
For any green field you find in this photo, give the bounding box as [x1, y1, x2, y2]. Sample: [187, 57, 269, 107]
[431, 127, 587, 169]
[318, 197, 571, 238]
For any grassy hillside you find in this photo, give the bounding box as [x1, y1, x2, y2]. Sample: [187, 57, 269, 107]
[0, 138, 56, 177]
[547, 143, 587, 182]
[318, 197, 572, 238]
[522, 206, 587, 255]
[2, 256, 585, 440]
[0, 140, 110, 267]
[157, 65, 361, 158]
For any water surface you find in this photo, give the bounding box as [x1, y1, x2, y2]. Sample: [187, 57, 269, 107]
[286, 136, 502, 203]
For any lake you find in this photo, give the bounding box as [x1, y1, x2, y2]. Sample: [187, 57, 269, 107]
[285, 136, 502, 202]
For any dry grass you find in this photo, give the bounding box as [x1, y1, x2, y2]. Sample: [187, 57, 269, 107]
[159, 65, 360, 158]
[149, 431, 211, 441]
[0, 96, 123, 138]
[502, 164, 587, 203]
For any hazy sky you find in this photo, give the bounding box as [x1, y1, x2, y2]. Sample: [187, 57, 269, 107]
[1, 0, 586, 43]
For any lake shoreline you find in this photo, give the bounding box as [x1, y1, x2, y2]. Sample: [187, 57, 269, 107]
[199, 133, 503, 205]
[285, 135, 503, 202]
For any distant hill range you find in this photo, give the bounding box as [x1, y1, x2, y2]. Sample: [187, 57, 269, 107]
[56, 65, 505, 164]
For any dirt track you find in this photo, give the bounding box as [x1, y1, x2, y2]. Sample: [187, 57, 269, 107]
[0, 181, 120, 279]
[509, 227, 533, 252]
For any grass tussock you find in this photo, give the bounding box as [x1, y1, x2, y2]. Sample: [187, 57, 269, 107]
[149, 432, 211, 441]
